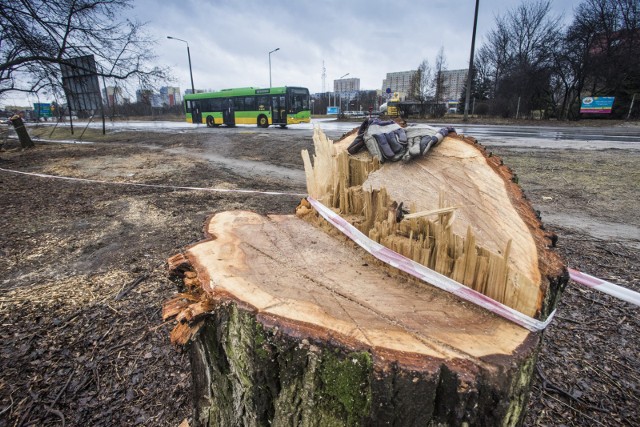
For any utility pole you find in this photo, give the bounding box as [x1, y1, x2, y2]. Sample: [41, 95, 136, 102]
[463, 0, 480, 122]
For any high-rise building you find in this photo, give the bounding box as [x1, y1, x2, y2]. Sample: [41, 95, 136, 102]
[441, 69, 468, 102]
[334, 78, 360, 93]
[160, 86, 182, 106]
[381, 71, 417, 100]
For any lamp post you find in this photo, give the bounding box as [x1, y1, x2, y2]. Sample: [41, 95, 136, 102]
[336, 72, 349, 113]
[167, 36, 195, 95]
[269, 48, 280, 88]
[463, 0, 479, 122]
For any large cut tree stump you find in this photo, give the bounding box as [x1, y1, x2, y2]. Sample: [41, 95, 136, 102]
[166, 126, 567, 426]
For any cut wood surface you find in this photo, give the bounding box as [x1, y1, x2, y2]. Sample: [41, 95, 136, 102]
[174, 210, 539, 425]
[187, 210, 530, 362]
[305, 127, 565, 317]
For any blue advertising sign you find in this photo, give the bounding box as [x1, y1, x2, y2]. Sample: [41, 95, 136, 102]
[580, 96, 615, 114]
[327, 106, 339, 115]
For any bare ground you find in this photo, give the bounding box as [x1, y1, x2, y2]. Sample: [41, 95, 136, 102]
[0, 124, 638, 426]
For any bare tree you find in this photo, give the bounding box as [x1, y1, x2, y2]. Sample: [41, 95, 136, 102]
[477, 0, 562, 117]
[409, 60, 432, 118]
[0, 0, 166, 100]
[477, 16, 511, 97]
[432, 47, 448, 117]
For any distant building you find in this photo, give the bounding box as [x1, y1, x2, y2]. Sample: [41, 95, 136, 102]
[381, 71, 416, 101]
[334, 78, 360, 93]
[136, 89, 153, 104]
[134, 86, 182, 107]
[160, 86, 181, 106]
[441, 69, 468, 101]
[184, 89, 206, 95]
[103, 86, 126, 106]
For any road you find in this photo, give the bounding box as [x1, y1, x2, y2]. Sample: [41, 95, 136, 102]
[40, 118, 640, 150]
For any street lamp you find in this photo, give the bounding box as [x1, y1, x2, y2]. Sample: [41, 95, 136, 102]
[337, 73, 349, 113]
[463, 0, 479, 122]
[167, 36, 195, 95]
[269, 48, 280, 88]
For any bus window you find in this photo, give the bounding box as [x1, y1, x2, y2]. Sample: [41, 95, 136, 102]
[244, 97, 256, 111]
[257, 96, 269, 111]
[185, 100, 192, 113]
[210, 98, 223, 111]
[234, 97, 245, 111]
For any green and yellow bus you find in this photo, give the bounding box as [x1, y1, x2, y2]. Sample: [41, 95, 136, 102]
[184, 86, 310, 128]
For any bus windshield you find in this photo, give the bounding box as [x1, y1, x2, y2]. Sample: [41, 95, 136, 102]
[289, 88, 309, 113]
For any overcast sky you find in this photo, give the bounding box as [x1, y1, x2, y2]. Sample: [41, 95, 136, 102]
[4, 0, 580, 106]
[140, 0, 578, 95]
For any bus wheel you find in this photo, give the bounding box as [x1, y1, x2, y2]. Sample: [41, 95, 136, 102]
[257, 115, 269, 128]
[206, 116, 215, 127]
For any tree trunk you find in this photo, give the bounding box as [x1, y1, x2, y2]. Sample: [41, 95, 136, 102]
[166, 127, 567, 426]
[9, 115, 34, 149]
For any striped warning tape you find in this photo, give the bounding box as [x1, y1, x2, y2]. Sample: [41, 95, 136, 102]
[4, 167, 636, 311]
[0, 167, 307, 198]
[569, 268, 640, 307]
[307, 196, 555, 332]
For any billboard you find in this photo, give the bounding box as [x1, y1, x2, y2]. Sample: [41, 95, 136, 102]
[580, 96, 615, 114]
[327, 106, 339, 115]
[60, 55, 103, 113]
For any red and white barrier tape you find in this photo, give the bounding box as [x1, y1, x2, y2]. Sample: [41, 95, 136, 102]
[307, 196, 555, 332]
[0, 167, 307, 197]
[569, 268, 640, 307]
[8, 167, 635, 310]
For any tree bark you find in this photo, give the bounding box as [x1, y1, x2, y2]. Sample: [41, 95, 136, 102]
[9, 115, 34, 149]
[166, 127, 567, 426]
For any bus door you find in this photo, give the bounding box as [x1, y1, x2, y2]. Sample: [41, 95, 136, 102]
[223, 98, 235, 127]
[271, 95, 286, 125]
[192, 100, 202, 124]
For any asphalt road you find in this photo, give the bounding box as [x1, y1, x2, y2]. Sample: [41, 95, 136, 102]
[37, 118, 640, 150]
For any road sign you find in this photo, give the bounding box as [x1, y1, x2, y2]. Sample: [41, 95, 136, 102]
[33, 103, 52, 118]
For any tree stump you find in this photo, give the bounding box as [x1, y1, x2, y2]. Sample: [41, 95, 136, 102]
[9, 114, 34, 149]
[166, 126, 567, 426]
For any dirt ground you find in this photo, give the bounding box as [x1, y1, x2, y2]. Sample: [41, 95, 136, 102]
[0, 122, 638, 426]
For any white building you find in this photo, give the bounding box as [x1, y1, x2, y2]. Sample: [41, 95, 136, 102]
[441, 69, 468, 102]
[334, 78, 360, 93]
[381, 71, 416, 100]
